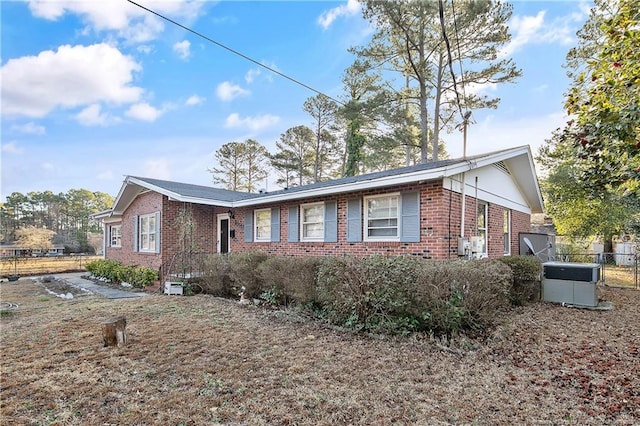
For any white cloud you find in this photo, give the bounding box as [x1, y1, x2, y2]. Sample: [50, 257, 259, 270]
[125, 102, 164, 122]
[216, 81, 250, 101]
[224, 113, 280, 132]
[186, 95, 205, 106]
[173, 40, 191, 60]
[75, 104, 113, 126]
[27, 0, 205, 44]
[1, 141, 25, 154]
[97, 170, 114, 181]
[137, 45, 153, 54]
[317, 0, 361, 30]
[502, 11, 546, 57]
[446, 111, 567, 160]
[143, 158, 172, 180]
[245, 68, 261, 84]
[41, 162, 55, 171]
[11, 122, 45, 135]
[502, 4, 589, 57]
[1, 43, 142, 118]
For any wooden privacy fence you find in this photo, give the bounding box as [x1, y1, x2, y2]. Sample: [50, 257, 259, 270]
[0, 255, 102, 277]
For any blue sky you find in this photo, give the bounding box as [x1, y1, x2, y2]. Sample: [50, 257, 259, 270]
[1, 0, 592, 200]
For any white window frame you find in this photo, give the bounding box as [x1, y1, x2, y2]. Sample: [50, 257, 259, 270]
[139, 213, 156, 253]
[364, 193, 400, 242]
[300, 202, 325, 242]
[503, 209, 511, 256]
[110, 225, 122, 248]
[476, 202, 488, 255]
[254, 208, 271, 242]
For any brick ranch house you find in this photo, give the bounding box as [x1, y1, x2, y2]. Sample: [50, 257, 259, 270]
[93, 145, 544, 276]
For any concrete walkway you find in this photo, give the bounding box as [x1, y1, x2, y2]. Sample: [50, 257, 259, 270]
[54, 272, 147, 299]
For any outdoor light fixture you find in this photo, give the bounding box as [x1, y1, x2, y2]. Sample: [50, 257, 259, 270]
[228, 210, 235, 219]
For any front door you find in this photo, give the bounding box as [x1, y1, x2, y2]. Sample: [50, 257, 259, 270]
[217, 214, 230, 254]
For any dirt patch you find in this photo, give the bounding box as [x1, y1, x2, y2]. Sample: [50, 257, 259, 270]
[1, 279, 638, 425]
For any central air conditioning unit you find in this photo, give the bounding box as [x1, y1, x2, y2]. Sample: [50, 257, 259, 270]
[542, 262, 601, 307]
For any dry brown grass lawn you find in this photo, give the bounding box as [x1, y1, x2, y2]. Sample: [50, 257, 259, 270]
[1, 278, 638, 425]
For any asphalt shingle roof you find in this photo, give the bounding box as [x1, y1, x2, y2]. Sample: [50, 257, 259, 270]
[131, 176, 261, 202]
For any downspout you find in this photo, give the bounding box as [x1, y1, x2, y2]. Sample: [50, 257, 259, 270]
[460, 173, 466, 238]
[459, 112, 471, 240]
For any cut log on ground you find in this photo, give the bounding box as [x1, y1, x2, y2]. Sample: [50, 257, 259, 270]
[102, 316, 127, 347]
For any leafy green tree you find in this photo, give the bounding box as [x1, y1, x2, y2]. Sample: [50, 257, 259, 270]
[353, 0, 520, 162]
[270, 125, 316, 187]
[209, 141, 246, 191]
[1, 189, 112, 251]
[209, 139, 270, 192]
[538, 130, 640, 252]
[241, 139, 269, 193]
[563, 0, 640, 197]
[303, 94, 339, 182]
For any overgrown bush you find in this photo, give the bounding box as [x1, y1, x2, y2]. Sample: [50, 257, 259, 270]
[257, 256, 321, 305]
[317, 255, 422, 334]
[85, 259, 158, 288]
[497, 256, 542, 305]
[409, 259, 511, 335]
[227, 252, 269, 298]
[200, 255, 233, 297]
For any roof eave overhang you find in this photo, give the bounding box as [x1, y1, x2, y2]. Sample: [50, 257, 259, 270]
[233, 161, 474, 207]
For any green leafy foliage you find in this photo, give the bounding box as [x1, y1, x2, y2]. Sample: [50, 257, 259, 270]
[200, 255, 233, 297]
[316, 255, 422, 334]
[563, 0, 640, 197]
[85, 259, 158, 288]
[256, 256, 321, 305]
[496, 256, 542, 305]
[200, 254, 523, 336]
[226, 252, 269, 298]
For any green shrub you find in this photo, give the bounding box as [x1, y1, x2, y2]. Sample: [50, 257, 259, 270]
[257, 256, 321, 305]
[85, 259, 157, 287]
[408, 259, 511, 336]
[497, 256, 542, 305]
[317, 255, 422, 334]
[227, 252, 269, 298]
[200, 255, 233, 297]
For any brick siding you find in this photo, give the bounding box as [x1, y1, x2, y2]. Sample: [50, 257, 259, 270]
[106, 179, 533, 273]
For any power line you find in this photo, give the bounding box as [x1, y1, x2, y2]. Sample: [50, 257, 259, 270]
[126, 0, 342, 106]
[450, 0, 468, 115]
[438, 0, 465, 122]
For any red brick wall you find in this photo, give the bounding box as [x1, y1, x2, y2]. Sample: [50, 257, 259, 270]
[160, 199, 219, 268]
[105, 180, 533, 271]
[228, 180, 532, 260]
[106, 191, 163, 270]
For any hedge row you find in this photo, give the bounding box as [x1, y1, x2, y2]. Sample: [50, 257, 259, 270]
[200, 254, 541, 336]
[85, 259, 158, 288]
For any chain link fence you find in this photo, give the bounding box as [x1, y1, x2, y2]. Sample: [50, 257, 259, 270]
[552, 252, 639, 289]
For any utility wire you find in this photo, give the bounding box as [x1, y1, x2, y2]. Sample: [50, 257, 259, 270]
[126, 0, 345, 107]
[450, 0, 469, 116]
[438, 0, 465, 122]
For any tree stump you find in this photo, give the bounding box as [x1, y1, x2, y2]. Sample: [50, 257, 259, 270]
[102, 316, 127, 347]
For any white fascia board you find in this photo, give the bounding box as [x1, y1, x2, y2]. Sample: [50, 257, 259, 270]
[127, 177, 235, 208]
[168, 196, 234, 208]
[233, 161, 475, 208]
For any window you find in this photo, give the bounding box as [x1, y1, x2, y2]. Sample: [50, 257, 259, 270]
[503, 209, 511, 255]
[139, 213, 156, 252]
[301, 203, 324, 241]
[254, 209, 271, 242]
[476, 202, 488, 254]
[365, 194, 399, 241]
[110, 225, 122, 247]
